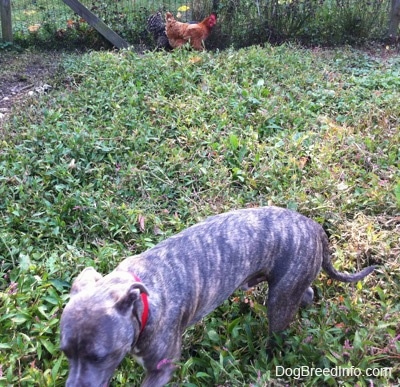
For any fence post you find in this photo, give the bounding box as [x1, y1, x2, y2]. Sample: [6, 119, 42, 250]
[388, 0, 400, 38]
[0, 0, 13, 42]
[62, 0, 129, 49]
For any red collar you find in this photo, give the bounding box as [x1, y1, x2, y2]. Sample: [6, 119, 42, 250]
[132, 274, 149, 333]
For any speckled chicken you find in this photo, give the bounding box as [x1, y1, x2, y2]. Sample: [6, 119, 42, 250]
[147, 11, 172, 50]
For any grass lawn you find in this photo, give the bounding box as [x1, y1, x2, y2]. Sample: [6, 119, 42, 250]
[0, 44, 399, 385]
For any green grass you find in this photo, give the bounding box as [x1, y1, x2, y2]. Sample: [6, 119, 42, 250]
[0, 45, 399, 385]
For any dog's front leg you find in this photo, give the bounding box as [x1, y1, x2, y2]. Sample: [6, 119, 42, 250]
[142, 365, 176, 387]
[138, 332, 182, 387]
[141, 354, 179, 387]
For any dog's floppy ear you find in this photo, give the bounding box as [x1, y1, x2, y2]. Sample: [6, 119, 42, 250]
[70, 267, 103, 295]
[115, 283, 149, 315]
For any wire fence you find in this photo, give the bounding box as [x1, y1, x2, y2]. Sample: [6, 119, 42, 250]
[4, 0, 211, 47]
[1, 0, 392, 49]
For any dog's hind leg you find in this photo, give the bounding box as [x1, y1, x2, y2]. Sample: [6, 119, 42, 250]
[266, 281, 313, 335]
[265, 281, 313, 355]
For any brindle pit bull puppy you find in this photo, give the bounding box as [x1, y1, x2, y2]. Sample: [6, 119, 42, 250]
[60, 206, 375, 387]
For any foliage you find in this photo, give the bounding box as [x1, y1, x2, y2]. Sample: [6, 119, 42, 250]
[299, 0, 389, 46]
[0, 41, 15, 51]
[12, 14, 114, 50]
[9, 0, 392, 49]
[0, 45, 399, 385]
[212, 0, 390, 48]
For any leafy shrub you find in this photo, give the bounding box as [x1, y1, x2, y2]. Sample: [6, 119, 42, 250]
[299, 0, 389, 45]
[212, 0, 389, 48]
[10, 0, 391, 49]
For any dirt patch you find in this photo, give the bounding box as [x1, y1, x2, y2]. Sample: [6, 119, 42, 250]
[0, 49, 65, 124]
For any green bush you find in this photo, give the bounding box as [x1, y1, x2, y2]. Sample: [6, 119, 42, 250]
[208, 0, 389, 48]
[9, 0, 391, 49]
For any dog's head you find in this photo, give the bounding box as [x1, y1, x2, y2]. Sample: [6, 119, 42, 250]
[60, 267, 148, 386]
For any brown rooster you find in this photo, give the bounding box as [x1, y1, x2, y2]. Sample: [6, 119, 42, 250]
[165, 12, 217, 51]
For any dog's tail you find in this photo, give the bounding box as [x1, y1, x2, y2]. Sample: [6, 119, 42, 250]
[321, 231, 376, 283]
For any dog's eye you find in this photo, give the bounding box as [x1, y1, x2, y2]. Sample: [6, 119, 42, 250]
[87, 354, 107, 364]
